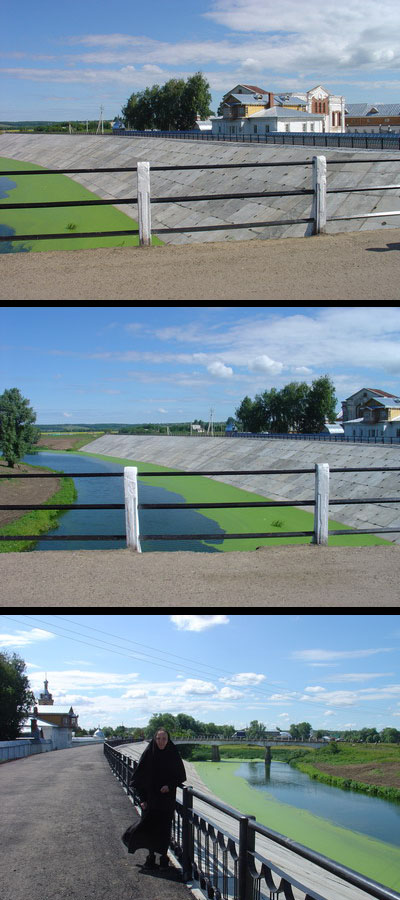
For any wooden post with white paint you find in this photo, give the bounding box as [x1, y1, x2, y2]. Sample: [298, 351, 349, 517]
[314, 463, 329, 545]
[124, 466, 142, 552]
[312, 155, 327, 234]
[137, 161, 152, 246]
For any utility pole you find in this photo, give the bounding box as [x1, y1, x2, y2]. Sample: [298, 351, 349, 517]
[96, 104, 104, 135]
[207, 408, 214, 437]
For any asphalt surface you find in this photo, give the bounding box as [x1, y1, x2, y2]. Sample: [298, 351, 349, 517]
[1, 545, 400, 606]
[2, 228, 400, 300]
[0, 743, 194, 900]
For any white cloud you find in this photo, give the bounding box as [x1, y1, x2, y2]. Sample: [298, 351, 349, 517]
[179, 679, 218, 696]
[249, 355, 283, 375]
[0, 628, 54, 648]
[222, 672, 266, 686]
[170, 615, 230, 632]
[293, 648, 393, 663]
[207, 361, 234, 379]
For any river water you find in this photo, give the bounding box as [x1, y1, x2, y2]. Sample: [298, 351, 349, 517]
[22, 451, 224, 552]
[194, 759, 400, 888]
[238, 759, 400, 845]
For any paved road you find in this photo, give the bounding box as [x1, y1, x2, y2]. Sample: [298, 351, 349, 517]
[1, 545, 399, 606]
[2, 227, 400, 300]
[0, 743, 194, 900]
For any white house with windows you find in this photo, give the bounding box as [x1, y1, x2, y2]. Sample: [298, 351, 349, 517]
[341, 388, 400, 440]
[211, 83, 345, 138]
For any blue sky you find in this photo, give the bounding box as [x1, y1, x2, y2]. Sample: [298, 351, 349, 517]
[1, 613, 399, 731]
[2, 0, 400, 122]
[2, 306, 400, 425]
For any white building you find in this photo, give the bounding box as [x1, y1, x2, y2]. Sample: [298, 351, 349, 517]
[342, 388, 400, 440]
[212, 83, 345, 138]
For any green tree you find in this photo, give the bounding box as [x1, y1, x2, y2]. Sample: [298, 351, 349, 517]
[380, 728, 400, 743]
[0, 651, 35, 740]
[290, 721, 312, 741]
[180, 72, 213, 129]
[145, 713, 177, 737]
[122, 73, 212, 132]
[302, 375, 337, 433]
[0, 387, 39, 467]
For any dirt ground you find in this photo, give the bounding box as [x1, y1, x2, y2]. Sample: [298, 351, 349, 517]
[312, 762, 400, 789]
[0, 461, 60, 526]
[36, 436, 81, 450]
[1, 544, 400, 606]
[2, 227, 400, 300]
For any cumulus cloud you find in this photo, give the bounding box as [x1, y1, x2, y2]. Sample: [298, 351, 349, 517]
[207, 361, 234, 378]
[249, 355, 283, 375]
[222, 672, 266, 686]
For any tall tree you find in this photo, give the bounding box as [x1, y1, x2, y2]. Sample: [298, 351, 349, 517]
[302, 375, 337, 433]
[0, 387, 39, 467]
[0, 651, 35, 740]
[122, 72, 212, 132]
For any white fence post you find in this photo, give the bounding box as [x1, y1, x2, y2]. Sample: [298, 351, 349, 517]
[314, 463, 329, 545]
[124, 467, 142, 552]
[312, 155, 327, 234]
[137, 161, 152, 246]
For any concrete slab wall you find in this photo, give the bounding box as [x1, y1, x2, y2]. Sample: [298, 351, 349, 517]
[2, 133, 400, 243]
[81, 435, 400, 540]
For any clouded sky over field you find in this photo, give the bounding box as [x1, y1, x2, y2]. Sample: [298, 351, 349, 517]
[1, 613, 399, 730]
[2, 306, 400, 425]
[2, 0, 400, 121]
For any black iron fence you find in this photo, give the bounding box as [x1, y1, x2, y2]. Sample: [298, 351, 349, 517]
[1, 464, 400, 549]
[104, 742, 400, 900]
[113, 127, 400, 151]
[1, 151, 400, 246]
[229, 432, 400, 444]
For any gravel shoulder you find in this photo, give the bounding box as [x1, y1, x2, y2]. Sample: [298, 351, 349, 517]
[2, 228, 400, 300]
[1, 544, 399, 606]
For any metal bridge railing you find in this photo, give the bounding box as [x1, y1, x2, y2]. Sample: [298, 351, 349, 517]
[104, 742, 400, 900]
[1, 463, 400, 551]
[1, 152, 400, 246]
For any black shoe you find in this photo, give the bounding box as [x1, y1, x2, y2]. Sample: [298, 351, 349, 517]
[144, 853, 156, 869]
[159, 855, 169, 868]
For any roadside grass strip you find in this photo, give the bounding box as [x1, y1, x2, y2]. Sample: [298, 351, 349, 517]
[0, 157, 163, 251]
[0, 469, 77, 552]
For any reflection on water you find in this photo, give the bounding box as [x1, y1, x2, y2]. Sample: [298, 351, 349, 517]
[237, 760, 400, 845]
[22, 452, 224, 552]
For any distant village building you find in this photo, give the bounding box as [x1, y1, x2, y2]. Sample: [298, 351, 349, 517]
[19, 678, 79, 750]
[345, 104, 400, 134]
[341, 388, 400, 440]
[211, 83, 345, 138]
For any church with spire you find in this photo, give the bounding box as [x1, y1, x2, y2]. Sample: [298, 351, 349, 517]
[33, 677, 79, 730]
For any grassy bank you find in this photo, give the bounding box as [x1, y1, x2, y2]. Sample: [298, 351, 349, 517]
[78, 448, 390, 551]
[193, 759, 400, 890]
[0, 157, 163, 252]
[285, 743, 400, 802]
[0, 467, 77, 551]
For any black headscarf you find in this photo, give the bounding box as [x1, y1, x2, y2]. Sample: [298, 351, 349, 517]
[130, 732, 186, 809]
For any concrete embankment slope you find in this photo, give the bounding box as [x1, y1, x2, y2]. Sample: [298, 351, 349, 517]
[82, 435, 400, 541]
[2, 132, 400, 243]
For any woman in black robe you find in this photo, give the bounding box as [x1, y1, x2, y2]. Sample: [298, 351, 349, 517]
[122, 729, 186, 868]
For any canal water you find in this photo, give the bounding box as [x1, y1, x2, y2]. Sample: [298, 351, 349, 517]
[22, 452, 224, 552]
[194, 759, 400, 888]
[238, 759, 400, 845]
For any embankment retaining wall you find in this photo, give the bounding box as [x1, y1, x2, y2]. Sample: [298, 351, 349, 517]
[2, 133, 400, 242]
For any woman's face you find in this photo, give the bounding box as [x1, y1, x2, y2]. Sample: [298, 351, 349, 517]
[155, 730, 168, 750]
